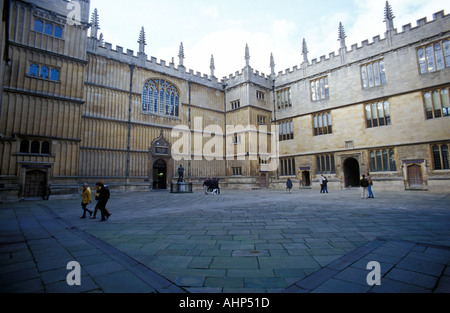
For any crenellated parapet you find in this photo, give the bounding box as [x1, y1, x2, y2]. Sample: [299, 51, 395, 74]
[86, 38, 224, 89]
[275, 9, 449, 86]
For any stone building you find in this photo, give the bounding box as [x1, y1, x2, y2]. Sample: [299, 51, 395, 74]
[0, 0, 449, 200]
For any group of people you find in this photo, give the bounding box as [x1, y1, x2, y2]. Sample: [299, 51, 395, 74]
[360, 173, 375, 199]
[286, 173, 375, 199]
[80, 181, 112, 222]
[203, 177, 220, 195]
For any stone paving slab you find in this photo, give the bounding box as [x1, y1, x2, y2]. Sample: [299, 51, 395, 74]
[0, 188, 449, 293]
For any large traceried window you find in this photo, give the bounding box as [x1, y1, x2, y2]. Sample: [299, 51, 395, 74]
[142, 79, 179, 117]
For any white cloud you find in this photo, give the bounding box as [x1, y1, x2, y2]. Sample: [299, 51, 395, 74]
[89, 0, 449, 79]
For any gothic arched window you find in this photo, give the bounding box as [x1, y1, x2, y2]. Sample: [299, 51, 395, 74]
[142, 79, 180, 117]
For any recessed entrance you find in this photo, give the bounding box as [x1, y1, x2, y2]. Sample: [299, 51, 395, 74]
[153, 159, 167, 190]
[344, 158, 360, 187]
[407, 164, 423, 188]
[301, 170, 311, 187]
[24, 170, 46, 198]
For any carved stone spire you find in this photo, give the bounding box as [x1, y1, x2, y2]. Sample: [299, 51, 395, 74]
[245, 44, 250, 67]
[178, 42, 185, 67]
[301, 38, 309, 65]
[90, 8, 100, 39]
[210, 54, 215, 78]
[338, 22, 347, 49]
[138, 27, 146, 55]
[270, 53, 275, 77]
[384, 1, 395, 31]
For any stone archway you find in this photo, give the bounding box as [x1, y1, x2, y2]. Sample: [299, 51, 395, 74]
[343, 157, 360, 187]
[149, 130, 173, 190]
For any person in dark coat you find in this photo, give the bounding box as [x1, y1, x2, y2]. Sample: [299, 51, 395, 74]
[95, 181, 111, 222]
[286, 178, 293, 193]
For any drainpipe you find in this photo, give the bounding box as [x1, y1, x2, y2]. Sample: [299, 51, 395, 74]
[272, 78, 279, 180]
[126, 64, 135, 180]
[188, 81, 191, 178]
[222, 80, 228, 178]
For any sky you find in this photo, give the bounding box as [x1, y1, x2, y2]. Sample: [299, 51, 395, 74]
[88, 0, 449, 79]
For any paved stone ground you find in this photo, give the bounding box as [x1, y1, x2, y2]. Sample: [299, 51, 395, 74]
[0, 188, 449, 293]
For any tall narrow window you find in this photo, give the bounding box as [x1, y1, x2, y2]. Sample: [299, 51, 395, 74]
[31, 141, 40, 154]
[29, 64, 39, 77]
[54, 26, 63, 38]
[44, 23, 53, 36]
[41, 141, 50, 154]
[20, 140, 29, 153]
[40, 66, 49, 79]
[50, 68, 59, 81]
[34, 19, 43, 32]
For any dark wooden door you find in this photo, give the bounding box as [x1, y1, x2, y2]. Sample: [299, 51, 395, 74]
[407, 164, 423, 187]
[24, 170, 46, 198]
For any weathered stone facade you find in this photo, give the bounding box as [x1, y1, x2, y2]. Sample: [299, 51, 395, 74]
[0, 0, 449, 200]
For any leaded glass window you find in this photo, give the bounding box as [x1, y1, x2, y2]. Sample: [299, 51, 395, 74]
[142, 79, 180, 117]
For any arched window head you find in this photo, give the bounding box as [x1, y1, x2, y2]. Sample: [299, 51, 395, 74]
[34, 19, 43, 32]
[29, 64, 39, 77]
[50, 68, 59, 81]
[20, 140, 29, 153]
[31, 141, 40, 154]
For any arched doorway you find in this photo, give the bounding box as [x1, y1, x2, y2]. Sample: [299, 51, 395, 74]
[344, 158, 360, 187]
[153, 159, 167, 190]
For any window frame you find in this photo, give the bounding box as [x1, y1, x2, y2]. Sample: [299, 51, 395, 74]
[423, 87, 450, 120]
[310, 76, 329, 101]
[417, 38, 450, 74]
[369, 149, 397, 172]
[365, 100, 391, 128]
[313, 112, 332, 136]
[432, 144, 450, 170]
[361, 59, 387, 89]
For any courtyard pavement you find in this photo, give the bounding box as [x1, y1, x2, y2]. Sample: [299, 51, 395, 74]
[0, 187, 449, 294]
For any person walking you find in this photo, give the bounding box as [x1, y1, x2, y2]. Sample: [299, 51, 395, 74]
[95, 181, 111, 222]
[367, 172, 374, 198]
[360, 174, 369, 199]
[80, 183, 93, 219]
[322, 176, 329, 193]
[286, 178, 293, 193]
